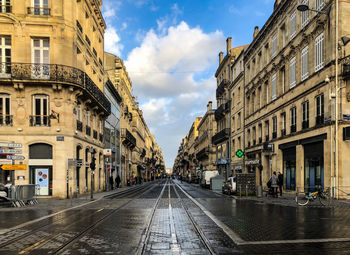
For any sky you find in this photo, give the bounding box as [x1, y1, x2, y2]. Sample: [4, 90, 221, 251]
[102, 0, 275, 169]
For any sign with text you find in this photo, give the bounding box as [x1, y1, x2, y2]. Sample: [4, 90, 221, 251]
[6, 155, 25, 160]
[0, 149, 22, 154]
[0, 159, 13, 165]
[103, 149, 112, 156]
[0, 142, 22, 148]
[1, 164, 26, 170]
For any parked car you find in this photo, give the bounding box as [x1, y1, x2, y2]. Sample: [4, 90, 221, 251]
[201, 170, 219, 188]
[222, 177, 237, 195]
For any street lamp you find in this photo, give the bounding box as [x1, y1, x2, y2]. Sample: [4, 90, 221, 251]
[296, 4, 331, 15]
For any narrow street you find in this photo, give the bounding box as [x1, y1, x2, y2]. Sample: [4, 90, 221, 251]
[1, 180, 350, 254]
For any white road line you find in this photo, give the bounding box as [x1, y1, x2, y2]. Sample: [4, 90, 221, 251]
[176, 182, 350, 246]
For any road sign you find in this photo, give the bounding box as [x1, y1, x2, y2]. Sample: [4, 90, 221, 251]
[0, 149, 22, 154]
[77, 159, 83, 167]
[0, 142, 22, 148]
[0, 159, 12, 165]
[68, 158, 77, 166]
[1, 164, 26, 170]
[103, 149, 112, 156]
[6, 155, 25, 160]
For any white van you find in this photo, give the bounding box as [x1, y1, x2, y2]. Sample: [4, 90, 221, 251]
[201, 170, 219, 188]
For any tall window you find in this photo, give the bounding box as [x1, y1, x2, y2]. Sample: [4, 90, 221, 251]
[290, 107, 297, 133]
[316, 94, 324, 125]
[315, 32, 324, 72]
[32, 38, 50, 78]
[281, 24, 287, 48]
[238, 112, 241, 129]
[86, 111, 90, 126]
[253, 127, 256, 144]
[32, 0, 49, 15]
[258, 86, 262, 108]
[290, 11, 296, 39]
[259, 124, 262, 143]
[265, 81, 269, 104]
[271, 73, 277, 100]
[0, 0, 11, 14]
[77, 104, 82, 121]
[302, 101, 309, 129]
[289, 56, 296, 88]
[265, 120, 269, 141]
[316, 0, 324, 11]
[272, 116, 277, 138]
[247, 129, 251, 146]
[301, 0, 309, 28]
[0, 94, 11, 126]
[281, 112, 286, 135]
[271, 33, 277, 58]
[0, 36, 11, 76]
[301, 45, 309, 81]
[32, 95, 49, 126]
[281, 67, 285, 94]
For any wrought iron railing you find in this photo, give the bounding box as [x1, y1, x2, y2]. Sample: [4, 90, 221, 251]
[86, 125, 91, 136]
[212, 128, 230, 145]
[93, 130, 98, 139]
[121, 128, 136, 148]
[216, 79, 230, 97]
[0, 63, 111, 114]
[30, 115, 50, 126]
[0, 115, 12, 126]
[76, 120, 83, 132]
[27, 7, 50, 15]
[0, 5, 11, 13]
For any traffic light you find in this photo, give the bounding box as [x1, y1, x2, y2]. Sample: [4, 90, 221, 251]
[90, 150, 96, 170]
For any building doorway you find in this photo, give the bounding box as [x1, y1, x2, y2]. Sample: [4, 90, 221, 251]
[283, 147, 296, 191]
[304, 142, 324, 192]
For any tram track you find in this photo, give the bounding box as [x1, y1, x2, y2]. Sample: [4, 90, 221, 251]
[0, 181, 158, 254]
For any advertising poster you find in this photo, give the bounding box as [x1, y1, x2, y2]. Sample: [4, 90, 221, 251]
[36, 168, 49, 195]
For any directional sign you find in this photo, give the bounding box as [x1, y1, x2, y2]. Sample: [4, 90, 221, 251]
[0, 159, 12, 165]
[0, 142, 22, 148]
[6, 155, 25, 160]
[1, 164, 26, 170]
[0, 149, 22, 154]
[68, 158, 77, 166]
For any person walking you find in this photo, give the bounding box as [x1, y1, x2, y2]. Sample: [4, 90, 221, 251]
[277, 171, 283, 197]
[109, 175, 114, 190]
[115, 174, 121, 188]
[271, 171, 279, 198]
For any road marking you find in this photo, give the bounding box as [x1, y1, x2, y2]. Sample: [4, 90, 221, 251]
[18, 237, 48, 254]
[240, 238, 350, 245]
[97, 208, 104, 212]
[169, 184, 180, 252]
[175, 182, 245, 244]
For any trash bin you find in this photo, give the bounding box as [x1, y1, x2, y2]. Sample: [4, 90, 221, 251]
[256, 185, 263, 197]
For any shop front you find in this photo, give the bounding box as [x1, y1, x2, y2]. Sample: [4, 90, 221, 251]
[304, 141, 324, 192]
[282, 147, 296, 191]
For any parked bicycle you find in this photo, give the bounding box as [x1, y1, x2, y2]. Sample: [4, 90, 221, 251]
[295, 187, 331, 206]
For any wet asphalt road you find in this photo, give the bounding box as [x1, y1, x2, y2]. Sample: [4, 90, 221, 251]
[0, 180, 350, 254]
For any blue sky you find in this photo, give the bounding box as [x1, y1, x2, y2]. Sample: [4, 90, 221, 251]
[102, 0, 275, 168]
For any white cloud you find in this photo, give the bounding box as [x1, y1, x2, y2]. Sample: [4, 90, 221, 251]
[125, 21, 225, 167]
[104, 26, 124, 57]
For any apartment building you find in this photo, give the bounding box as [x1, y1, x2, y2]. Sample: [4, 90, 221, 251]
[0, 0, 110, 198]
[244, 0, 350, 194]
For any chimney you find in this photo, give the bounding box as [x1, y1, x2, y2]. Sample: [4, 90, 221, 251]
[219, 52, 223, 64]
[226, 37, 232, 55]
[207, 101, 212, 111]
[253, 26, 259, 40]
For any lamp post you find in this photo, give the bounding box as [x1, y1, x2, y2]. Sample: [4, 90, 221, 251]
[297, 1, 338, 198]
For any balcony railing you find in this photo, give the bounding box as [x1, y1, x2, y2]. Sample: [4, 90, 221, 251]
[302, 120, 309, 129]
[214, 104, 225, 120]
[0, 115, 12, 126]
[76, 120, 83, 132]
[86, 125, 91, 136]
[216, 79, 230, 97]
[212, 128, 230, 145]
[290, 124, 297, 133]
[0, 5, 11, 13]
[196, 147, 209, 160]
[93, 130, 98, 139]
[30, 115, 50, 126]
[99, 133, 103, 142]
[315, 115, 324, 126]
[27, 7, 51, 15]
[0, 63, 111, 114]
[121, 128, 136, 148]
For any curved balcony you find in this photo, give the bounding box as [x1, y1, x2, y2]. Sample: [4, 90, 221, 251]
[0, 62, 111, 114]
[212, 128, 230, 145]
[196, 147, 209, 160]
[216, 79, 230, 97]
[121, 128, 136, 149]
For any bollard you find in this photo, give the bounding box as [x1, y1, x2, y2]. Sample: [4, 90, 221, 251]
[245, 185, 248, 197]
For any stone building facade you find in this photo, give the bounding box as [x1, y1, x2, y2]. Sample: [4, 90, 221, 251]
[0, 0, 110, 198]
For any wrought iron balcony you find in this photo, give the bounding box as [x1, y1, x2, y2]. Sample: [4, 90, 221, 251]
[302, 120, 309, 129]
[86, 125, 91, 136]
[30, 115, 50, 126]
[93, 130, 98, 139]
[0, 115, 12, 126]
[0, 5, 11, 13]
[315, 115, 324, 126]
[140, 148, 146, 158]
[121, 128, 136, 148]
[216, 79, 230, 97]
[212, 128, 230, 145]
[0, 63, 111, 114]
[196, 147, 209, 160]
[27, 7, 50, 15]
[214, 104, 225, 120]
[76, 120, 83, 132]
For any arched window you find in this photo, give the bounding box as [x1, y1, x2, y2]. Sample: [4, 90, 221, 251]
[29, 143, 52, 159]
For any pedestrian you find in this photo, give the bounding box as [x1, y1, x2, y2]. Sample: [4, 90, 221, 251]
[109, 175, 114, 190]
[278, 171, 283, 197]
[271, 171, 279, 198]
[115, 174, 121, 188]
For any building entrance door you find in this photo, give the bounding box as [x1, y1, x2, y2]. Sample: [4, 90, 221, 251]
[304, 142, 324, 192]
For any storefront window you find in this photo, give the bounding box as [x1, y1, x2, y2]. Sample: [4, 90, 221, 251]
[283, 147, 296, 190]
[304, 142, 324, 192]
